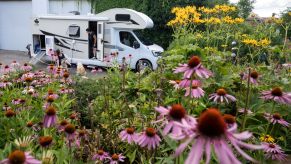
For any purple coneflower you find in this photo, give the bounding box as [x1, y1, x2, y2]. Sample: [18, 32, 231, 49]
[0, 80, 12, 89]
[136, 127, 161, 150]
[185, 83, 205, 98]
[12, 99, 21, 105]
[78, 129, 88, 141]
[173, 108, 262, 164]
[243, 70, 259, 84]
[59, 87, 74, 94]
[260, 87, 291, 105]
[47, 64, 56, 74]
[238, 108, 253, 115]
[64, 124, 76, 142]
[109, 154, 125, 164]
[5, 109, 16, 118]
[262, 142, 287, 161]
[209, 88, 236, 103]
[178, 79, 200, 88]
[119, 127, 138, 144]
[10, 61, 20, 69]
[92, 149, 109, 161]
[169, 80, 181, 90]
[223, 114, 236, 128]
[264, 113, 289, 127]
[58, 120, 68, 132]
[0, 150, 41, 164]
[155, 104, 194, 135]
[43, 106, 57, 128]
[21, 63, 32, 72]
[39, 136, 53, 148]
[2, 65, 12, 74]
[46, 89, 59, 99]
[174, 56, 212, 79]
[2, 103, 11, 111]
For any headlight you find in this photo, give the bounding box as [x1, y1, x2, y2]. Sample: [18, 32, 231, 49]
[152, 51, 162, 57]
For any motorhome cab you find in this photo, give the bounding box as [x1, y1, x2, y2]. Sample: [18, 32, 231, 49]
[31, 8, 164, 70]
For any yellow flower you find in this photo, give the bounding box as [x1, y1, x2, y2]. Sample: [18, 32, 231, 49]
[215, 5, 236, 13]
[242, 38, 258, 46]
[241, 34, 248, 37]
[258, 38, 271, 47]
[260, 134, 275, 143]
[204, 17, 221, 24]
[234, 18, 244, 23]
[222, 16, 235, 24]
[221, 44, 228, 48]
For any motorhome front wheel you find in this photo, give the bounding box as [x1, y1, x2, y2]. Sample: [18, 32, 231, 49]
[136, 59, 152, 71]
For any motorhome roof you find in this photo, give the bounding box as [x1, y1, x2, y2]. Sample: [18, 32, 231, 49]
[37, 15, 109, 21]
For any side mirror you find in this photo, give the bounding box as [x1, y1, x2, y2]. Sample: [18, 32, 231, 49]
[133, 41, 140, 49]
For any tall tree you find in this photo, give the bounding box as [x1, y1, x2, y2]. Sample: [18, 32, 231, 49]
[88, 0, 229, 48]
[237, 0, 255, 19]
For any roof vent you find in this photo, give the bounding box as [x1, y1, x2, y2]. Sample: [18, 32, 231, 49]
[69, 11, 80, 15]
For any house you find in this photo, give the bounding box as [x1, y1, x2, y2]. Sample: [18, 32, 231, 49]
[0, 0, 91, 51]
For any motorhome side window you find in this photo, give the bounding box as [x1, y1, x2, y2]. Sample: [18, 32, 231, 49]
[68, 25, 80, 37]
[119, 31, 137, 48]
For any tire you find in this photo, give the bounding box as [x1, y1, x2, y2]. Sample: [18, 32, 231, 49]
[136, 59, 153, 71]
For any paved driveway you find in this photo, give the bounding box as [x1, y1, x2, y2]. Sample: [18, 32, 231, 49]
[0, 50, 106, 78]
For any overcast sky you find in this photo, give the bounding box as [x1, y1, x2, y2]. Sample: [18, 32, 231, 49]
[230, 0, 291, 17]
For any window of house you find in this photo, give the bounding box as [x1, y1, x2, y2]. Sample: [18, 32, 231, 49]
[119, 31, 137, 48]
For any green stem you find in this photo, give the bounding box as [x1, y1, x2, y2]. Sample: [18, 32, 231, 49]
[266, 102, 276, 134]
[242, 68, 251, 130]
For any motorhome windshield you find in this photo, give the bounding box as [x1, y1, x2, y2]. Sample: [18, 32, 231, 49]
[133, 30, 153, 46]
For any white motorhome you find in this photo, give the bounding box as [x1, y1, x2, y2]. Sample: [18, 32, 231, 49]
[31, 8, 164, 70]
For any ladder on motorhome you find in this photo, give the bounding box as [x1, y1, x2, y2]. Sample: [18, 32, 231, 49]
[29, 51, 46, 65]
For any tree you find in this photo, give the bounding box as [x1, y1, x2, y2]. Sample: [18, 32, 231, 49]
[88, 0, 229, 48]
[237, 0, 255, 19]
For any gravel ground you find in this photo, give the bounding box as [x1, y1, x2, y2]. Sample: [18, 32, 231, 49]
[0, 49, 106, 78]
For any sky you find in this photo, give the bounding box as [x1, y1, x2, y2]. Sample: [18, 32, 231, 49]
[230, 0, 291, 17]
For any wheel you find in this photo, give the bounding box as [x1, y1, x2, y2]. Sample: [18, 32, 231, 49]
[136, 59, 153, 71]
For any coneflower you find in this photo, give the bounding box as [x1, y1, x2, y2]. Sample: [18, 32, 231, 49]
[136, 127, 161, 150]
[119, 127, 138, 144]
[58, 120, 68, 132]
[209, 88, 236, 103]
[184, 82, 205, 98]
[26, 121, 34, 128]
[5, 109, 16, 118]
[0, 80, 12, 89]
[92, 149, 109, 161]
[64, 124, 76, 141]
[0, 150, 41, 164]
[3, 65, 12, 74]
[39, 136, 53, 148]
[223, 114, 236, 128]
[260, 87, 291, 105]
[43, 106, 57, 128]
[155, 104, 194, 136]
[21, 63, 32, 72]
[109, 154, 125, 164]
[174, 56, 212, 79]
[243, 70, 260, 84]
[264, 113, 290, 127]
[10, 61, 20, 69]
[173, 108, 262, 164]
[262, 142, 287, 161]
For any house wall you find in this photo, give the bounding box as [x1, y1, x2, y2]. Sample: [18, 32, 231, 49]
[0, 0, 91, 51]
[0, 1, 33, 51]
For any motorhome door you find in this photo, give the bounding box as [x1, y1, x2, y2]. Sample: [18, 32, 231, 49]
[97, 22, 104, 60]
[45, 35, 54, 56]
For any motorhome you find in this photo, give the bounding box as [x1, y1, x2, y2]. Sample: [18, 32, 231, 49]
[31, 8, 164, 70]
